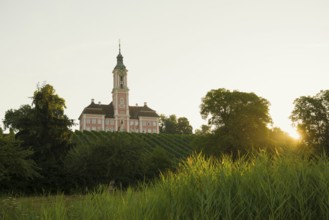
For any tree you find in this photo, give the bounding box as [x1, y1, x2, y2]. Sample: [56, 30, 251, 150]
[290, 90, 329, 152]
[0, 131, 39, 192]
[195, 125, 211, 135]
[159, 114, 177, 134]
[177, 117, 193, 134]
[3, 84, 74, 191]
[159, 114, 193, 134]
[200, 88, 272, 153]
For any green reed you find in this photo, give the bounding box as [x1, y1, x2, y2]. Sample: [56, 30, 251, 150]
[1, 152, 329, 219]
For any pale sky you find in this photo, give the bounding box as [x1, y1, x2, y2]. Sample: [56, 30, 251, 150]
[1, 0, 329, 138]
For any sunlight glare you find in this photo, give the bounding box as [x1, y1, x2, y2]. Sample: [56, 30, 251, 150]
[287, 129, 300, 140]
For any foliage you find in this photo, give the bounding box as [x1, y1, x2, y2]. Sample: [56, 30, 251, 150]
[159, 114, 193, 134]
[142, 146, 175, 180]
[65, 131, 195, 190]
[3, 84, 74, 192]
[290, 90, 329, 153]
[65, 133, 144, 189]
[2, 153, 329, 219]
[0, 132, 39, 191]
[71, 131, 194, 161]
[199, 88, 272, 155]
[194, 125, 211, 135]
[200, 88, 272, 135]
[267, 127, 298, 152]
[194, 127, 297, 158]
[159, 114, 176, 134]
[176, 117, 193, 134]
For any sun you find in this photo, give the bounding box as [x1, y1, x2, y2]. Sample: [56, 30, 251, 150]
[287, 129, 300, 140]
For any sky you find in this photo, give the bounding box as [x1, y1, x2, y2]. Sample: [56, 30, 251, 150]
[1, 0, 329, 138]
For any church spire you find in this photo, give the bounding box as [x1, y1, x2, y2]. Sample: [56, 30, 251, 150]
[119, 39, 121, 54]
[115, 40, 126, 70]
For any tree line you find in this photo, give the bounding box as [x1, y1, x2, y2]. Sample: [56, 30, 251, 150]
[196, 88, 329, 157]
[1, 84, 329, 193]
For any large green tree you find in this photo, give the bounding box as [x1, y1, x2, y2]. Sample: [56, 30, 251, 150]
[159, 114, 193, 134]
[3, 84, 74, 191]
[290, 90, 329, 152]
[200, 88, 272, 154]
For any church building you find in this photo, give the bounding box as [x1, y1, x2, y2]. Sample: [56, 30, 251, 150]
[79, 45, 160, 133]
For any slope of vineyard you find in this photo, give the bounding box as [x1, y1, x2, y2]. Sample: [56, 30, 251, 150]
[72, 131, 196, 160]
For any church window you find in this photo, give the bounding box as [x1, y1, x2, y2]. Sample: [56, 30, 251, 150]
[120, 76, 124, 88]
[86, 119, 91, 124]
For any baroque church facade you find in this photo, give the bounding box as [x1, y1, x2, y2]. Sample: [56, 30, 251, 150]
[79, 46, 159, 133]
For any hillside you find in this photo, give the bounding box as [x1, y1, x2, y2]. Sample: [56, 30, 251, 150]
[72, 131, 196, 160]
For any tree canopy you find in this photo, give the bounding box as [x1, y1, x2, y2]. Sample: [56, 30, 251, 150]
[0, 131, 39, 191]
[290, 90, 329, 152]
[199, 88, 272, 154]
[3, 84, 74, 191]
[159, 114, 193, 134]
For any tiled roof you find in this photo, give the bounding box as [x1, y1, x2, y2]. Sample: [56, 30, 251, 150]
[79, 102, 159, 119]
[79, 102, 114, 119]
[129, 105, 159, 119]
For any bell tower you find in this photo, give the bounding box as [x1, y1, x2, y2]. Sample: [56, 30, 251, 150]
[112, 42, 130, 132]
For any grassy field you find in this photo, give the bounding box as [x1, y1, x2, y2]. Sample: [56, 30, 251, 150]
[1, 153, 329, 220]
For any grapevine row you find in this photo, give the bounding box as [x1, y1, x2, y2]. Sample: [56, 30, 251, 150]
[71, 131, 195, 159]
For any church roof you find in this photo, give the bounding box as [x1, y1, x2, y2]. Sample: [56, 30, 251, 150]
[129, 105, 160, 118]
[79, 101, 159, 119]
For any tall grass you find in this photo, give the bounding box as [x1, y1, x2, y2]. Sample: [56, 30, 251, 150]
[1, 153, 329, 219]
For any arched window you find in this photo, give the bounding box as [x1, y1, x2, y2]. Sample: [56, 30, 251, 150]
[120, 76, 124, 88]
